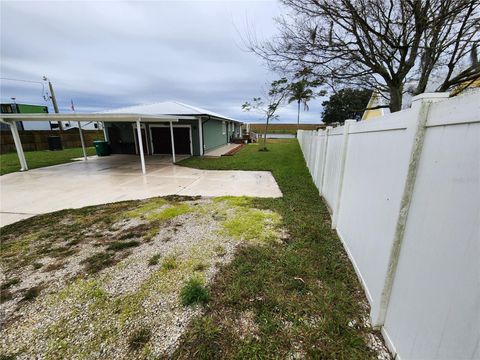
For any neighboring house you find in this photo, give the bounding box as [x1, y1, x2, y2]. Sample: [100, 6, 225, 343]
[102, 101, 242, 156]
[361, 79, 480, 120]
[1, 103, 50, 130]
[0, 103, 101, 131]
[450, 77, 480, 96]
[361, 91, 387, 120]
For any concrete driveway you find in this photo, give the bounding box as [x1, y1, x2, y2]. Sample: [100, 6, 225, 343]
[0, 155, 282, 227]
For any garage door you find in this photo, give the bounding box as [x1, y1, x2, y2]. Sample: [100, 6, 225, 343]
[151, 127, 191, 154]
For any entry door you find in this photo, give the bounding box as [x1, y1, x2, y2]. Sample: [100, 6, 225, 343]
[151, 127, 191, 154]
[107, 126, 122, 153]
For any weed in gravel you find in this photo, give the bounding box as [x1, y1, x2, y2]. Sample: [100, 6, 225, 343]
[214, 245, 226, 257]
[213, 196, 252, 207]
[148, 254, 161, 266]
[193, 262, 207, 272]
[32, 262, 43, 269]
[0, 354, 16, 360]
[1, 278, 20, 290]
[146, 203, 192, 222]
[144, 228, 159, 242]
[121, 198, 167, 219]
[67, 238, 82, 246]
[40, 246, 77, 259]
[162, 255, 178, 270]
[0, 289, 14, 303]
[107, 240, 140, 251]
[22, 286, 41, 301]
[181, 278, 209, 306]
[128, 327, 151, 351]
[118, 232, 136, 240]
[43, 261, 66, 272]
[221, 207, 281, 244]
[81, 252, 115, 273]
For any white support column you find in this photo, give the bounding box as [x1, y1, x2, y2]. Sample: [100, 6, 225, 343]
[169, 121, 176, 163]
[374, 93, 449, 328]
[136, 119, 146, 174]
[198, 118, 204, 156]
[77, 121, 87, 161]
[319, 126, 332, 195]
[102, 122, 108, 141]
[9, 122, 28, 171]
[331, 120, 355, 229]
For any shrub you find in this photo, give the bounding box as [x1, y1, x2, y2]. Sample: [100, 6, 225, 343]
[181, 278, 209, 306]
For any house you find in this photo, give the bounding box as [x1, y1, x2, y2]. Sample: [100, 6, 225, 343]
[101, 101, 242, 156]
[0, 100, 243, 174]
[0, 103, 102, 131]
[361, 91, 387, 120]
[1, 103, 49, 130]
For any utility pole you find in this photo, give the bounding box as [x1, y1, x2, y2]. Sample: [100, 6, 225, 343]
[43, 76, 62, 131]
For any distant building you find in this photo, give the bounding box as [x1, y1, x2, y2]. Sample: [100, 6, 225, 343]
[1, 103, 50, 130]
[361, 91, 388, 121]
[0, 103, 102, 131]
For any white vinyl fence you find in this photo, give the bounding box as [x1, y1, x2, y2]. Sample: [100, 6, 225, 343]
[298, 92, 480, 360]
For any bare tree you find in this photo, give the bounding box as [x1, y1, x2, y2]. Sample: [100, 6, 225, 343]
[247, 0, 480, 112]
[242, 78, 289, 151]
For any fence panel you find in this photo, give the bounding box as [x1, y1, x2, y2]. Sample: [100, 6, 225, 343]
[382, 97, 480, 359]
[297, 92, 480, 360]
[336, 116, 411, 312]
[0, 129, 104, 153]
[312, 133, 327, 188]
[321, 128, 343, 210]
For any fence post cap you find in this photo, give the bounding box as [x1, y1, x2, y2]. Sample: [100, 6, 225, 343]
[412, 92, 449, 104]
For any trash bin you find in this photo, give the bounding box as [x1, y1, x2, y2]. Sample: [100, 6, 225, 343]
[93, 140, 111, 156]
[47, 136, 63, 151]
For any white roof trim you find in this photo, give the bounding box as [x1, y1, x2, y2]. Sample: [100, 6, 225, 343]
[0, 113, 187, 123]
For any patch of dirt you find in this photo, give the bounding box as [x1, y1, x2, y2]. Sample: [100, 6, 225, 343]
[234, 310, 260, 341]
[0, 196, 285, 359]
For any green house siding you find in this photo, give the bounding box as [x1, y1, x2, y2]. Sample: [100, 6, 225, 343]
[177, 119, 200, 156]
[16, 104, 49, 114]
[203, 119, 228, 151]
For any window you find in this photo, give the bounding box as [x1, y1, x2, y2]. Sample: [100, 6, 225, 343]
[222, 121, 226, 135]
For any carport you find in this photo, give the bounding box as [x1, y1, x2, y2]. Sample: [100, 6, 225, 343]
[0, 113, 195, 174]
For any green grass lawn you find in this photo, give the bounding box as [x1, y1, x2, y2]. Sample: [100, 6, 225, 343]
[175, 139, 383, 359]
[0, 147, 97, 175]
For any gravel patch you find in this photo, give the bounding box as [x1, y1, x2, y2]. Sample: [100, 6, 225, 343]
[0, 197, 283, 359]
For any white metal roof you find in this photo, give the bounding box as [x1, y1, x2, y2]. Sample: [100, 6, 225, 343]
[0, 113, 183, 123]
[102, 101, 242, 123]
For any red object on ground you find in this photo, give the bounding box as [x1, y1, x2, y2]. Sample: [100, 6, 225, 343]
[222, 144, 244, 156]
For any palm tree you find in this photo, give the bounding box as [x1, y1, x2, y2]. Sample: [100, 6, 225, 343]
[288, 79, 315, 135]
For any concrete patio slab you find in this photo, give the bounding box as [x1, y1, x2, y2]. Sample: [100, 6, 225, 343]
[204, 143, 241, 157]
[0, 155, 282, 227]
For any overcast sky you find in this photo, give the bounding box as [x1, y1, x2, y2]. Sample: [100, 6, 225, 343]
[1, 0, 325, 123]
